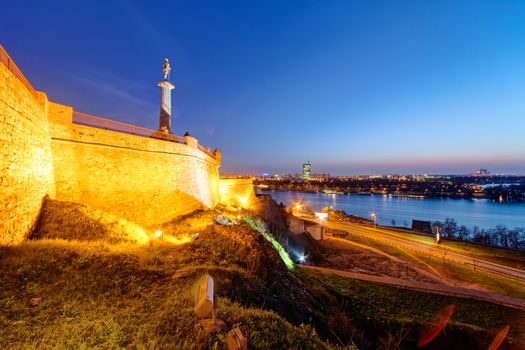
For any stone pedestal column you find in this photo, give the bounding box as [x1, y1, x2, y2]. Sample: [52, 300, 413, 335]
[158, 80, 175, 133]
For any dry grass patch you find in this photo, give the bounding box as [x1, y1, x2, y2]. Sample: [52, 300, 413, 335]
[1, 200, 336, 349]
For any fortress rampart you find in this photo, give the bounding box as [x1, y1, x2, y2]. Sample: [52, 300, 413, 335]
[0, 45, 256, 245]
[47, 102, 221, 227]
[0, 49, 55, 244]
[219, 178, 257, 208]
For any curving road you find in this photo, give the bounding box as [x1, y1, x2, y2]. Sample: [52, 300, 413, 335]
[300, 216, 525, 282]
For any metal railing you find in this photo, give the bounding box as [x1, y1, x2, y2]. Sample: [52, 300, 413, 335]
[0, 45, 216, 159]
[197, 143, 215, 158]
[220, 174, 252, 179]
[0, 45, 38, 99]
[72, 111, 215, 158]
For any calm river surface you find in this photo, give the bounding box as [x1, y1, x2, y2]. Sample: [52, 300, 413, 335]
[260, 190, 525, 230]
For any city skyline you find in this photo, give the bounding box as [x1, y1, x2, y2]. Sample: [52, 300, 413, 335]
[257, 160, 524, 177]
[1, 0, 524, 175]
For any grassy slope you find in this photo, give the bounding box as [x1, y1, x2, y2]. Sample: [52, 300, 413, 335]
[341, 231, 525, 300]
[3, 199, 524, 349]
[369, 226, 525, 269]
[0, 200, 334, 350]
[306, 271, 525, 348]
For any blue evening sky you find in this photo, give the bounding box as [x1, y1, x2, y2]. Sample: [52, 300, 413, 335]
[2, 0, 524, 175]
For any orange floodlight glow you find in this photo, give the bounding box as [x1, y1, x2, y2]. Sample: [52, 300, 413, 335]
[154, 230, 162, 238]
[487, 325, 510, 350]
[417, 304, 455, 347]
[129, 226, 150, 244]
[164, 234, 191, 245]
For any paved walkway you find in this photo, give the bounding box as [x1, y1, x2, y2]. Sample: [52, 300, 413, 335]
[301, 264, 525, 311]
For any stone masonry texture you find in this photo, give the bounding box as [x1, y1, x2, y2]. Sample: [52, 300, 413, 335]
[1, 47, 253, 244]
[219, 178, 256, 208]
[0, 62, 55, 245]
[47, 102, 220, 227]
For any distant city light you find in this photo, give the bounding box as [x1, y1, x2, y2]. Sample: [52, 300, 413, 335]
[154, 230, 162, 238]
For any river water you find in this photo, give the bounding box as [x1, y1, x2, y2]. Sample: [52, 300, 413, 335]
[260, 190, 525, 230]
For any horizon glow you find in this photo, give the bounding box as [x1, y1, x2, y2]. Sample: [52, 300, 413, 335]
[1, 1, 524, 175]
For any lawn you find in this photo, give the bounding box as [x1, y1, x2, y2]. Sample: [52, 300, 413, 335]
[341, 231, 525, 300]
[306, 271, 525, 347]
[368, 225, 525, 269]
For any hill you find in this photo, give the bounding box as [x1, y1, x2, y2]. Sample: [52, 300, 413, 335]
[1, 199, 337, 349]
[1, 198, 525, 349]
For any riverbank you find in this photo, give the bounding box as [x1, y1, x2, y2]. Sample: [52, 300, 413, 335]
[259, 189, 525, 230]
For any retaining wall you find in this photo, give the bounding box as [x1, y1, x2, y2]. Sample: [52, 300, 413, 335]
[219, 178, 256, 208]
[48, 102, 220, 227]
[0, 45, 222, 242]
[0, 57, 55, 244]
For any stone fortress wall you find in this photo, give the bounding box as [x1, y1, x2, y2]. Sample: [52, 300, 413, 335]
[0, 49, 55, 245]
[219, 178, 257, 208]
[1, 45, 254, 244]
[47, 102, 221, 227]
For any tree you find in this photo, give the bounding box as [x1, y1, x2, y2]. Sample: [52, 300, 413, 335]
[457, 226, 470, 241]
[471, 226, 481, 239]
[516, 228, 525, 249]
[495, 225, 509, 248]
[443, 218, 458, 238]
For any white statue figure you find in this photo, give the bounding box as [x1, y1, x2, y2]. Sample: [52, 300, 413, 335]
[163, 58, 171, 81]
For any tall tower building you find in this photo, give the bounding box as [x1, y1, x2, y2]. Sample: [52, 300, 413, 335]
[302, 161, 311, 180]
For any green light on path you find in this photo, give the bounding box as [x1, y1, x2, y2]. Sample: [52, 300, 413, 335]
[244, 217, 295, 270]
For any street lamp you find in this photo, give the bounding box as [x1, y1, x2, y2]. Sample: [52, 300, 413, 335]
[370, 211, 377, 229]
[315, 212, 328, 240]
[293, 202, 302, 216]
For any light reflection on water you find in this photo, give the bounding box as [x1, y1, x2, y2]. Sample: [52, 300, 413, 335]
[261, 190, 525, 229]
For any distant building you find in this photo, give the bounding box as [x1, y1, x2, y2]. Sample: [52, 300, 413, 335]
[470, 168, 490, 176]
[302, 161, 311, 180]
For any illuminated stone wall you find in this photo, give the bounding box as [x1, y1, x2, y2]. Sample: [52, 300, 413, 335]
[47, 102, 220, 227]
[1, 46, 222, 240]
[0, 62, 55, 245]
[219, 178, 256, 207]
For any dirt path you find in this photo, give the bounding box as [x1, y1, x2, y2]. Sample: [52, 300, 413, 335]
[322, 236, 447, 285]
[301, 216, 525, 282]
[395, 245, 453, 285]
[301, 264, 525, 311]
